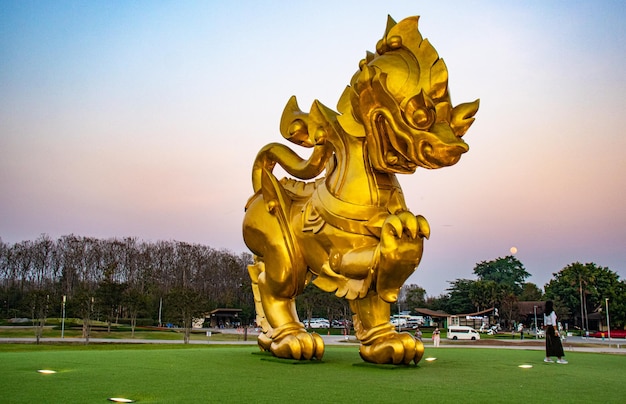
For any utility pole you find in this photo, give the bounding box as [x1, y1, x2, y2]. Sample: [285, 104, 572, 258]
[534, 305, 538, 339]
[605, 298, 611, 340]
[61, 295, 66, 339]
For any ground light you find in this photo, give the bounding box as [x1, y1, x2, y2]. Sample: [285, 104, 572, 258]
[518, 364, 533, 369]
[424, 357, 437, 362]
[37, 369, 57, 374]
[107, 398, 135, 403]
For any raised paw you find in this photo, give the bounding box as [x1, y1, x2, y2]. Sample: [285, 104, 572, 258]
[377, 212, 430, 302]
[359, 331, 424, 365]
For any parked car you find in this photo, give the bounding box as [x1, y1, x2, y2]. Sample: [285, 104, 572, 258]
[304, 318, 330, 328]
[405, 318, 423, 329]
[332, 319, 351, 328]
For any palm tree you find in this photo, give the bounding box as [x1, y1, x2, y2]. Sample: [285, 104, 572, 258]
[567, 263, 595, 331]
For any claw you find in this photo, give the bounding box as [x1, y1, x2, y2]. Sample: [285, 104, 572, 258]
[381, 216, 403, 251]
[312, 332, 325, 359]
[416, 215, 430, 239]
[397, 211, 418, 238]
[257, 333, 272, 351]
[386, 215, 403, 237]
[271, 334, 302, 359]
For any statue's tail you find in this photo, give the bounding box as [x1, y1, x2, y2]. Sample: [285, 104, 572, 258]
[251, 97, 335, 193]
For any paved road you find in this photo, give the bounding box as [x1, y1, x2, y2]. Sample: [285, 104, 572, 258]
[1, 333, 625, 354]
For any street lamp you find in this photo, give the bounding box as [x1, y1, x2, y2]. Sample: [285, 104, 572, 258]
[158, 297, 163, 328]
[605, 298, 611, 340]
[533, 305, 538, 340]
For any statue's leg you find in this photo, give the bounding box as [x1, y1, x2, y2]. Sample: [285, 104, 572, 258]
[257, 240, 324, 359]
[248, 260, 273, 351]
[244, 179, 325, 360]
[245, 195, 324, 360]
[350, 292, 424, 365]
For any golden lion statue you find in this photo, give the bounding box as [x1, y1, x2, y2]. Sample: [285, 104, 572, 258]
[243, 15, 478, 365]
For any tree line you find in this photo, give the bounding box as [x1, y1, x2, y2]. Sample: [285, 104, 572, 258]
[0, 234, 254, 343]
[398, 256, 626, 331]
[2, 235, 624, 340]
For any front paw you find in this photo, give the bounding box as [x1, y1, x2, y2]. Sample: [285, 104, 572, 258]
[359, 331, 424, 365]
[377, 213, 429, 302]
[270, 331, 325, 360]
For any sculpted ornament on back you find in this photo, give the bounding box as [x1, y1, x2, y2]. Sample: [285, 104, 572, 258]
[243, 16, 479, 365]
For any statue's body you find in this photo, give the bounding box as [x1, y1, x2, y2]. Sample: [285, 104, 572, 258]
[243, 16, 479, 365]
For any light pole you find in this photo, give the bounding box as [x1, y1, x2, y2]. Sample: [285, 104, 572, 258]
[534, 305, 538, 339]
[605, 298, 611, 340]
[158, 297, 163, 328]
[61, 295, 66, 339]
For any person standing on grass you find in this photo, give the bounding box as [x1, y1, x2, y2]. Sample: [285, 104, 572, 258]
[432, 327, 440, 347]
[543, 300, 567, 364]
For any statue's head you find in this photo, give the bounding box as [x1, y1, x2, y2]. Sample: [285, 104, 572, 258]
[337, 16, 479, 173]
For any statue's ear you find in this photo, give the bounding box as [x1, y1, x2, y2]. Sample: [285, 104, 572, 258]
[450, 99, 480, 137]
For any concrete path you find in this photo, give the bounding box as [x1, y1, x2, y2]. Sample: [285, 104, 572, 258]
[1, 333, 625, 354]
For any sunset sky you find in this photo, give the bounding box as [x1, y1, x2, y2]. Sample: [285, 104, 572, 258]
[2, 1, 625, 296]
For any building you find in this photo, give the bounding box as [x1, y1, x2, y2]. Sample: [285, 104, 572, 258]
[415, 307, 496, 330]
[205, 308, 242, 328]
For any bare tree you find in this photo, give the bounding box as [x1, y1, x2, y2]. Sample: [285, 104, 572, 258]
[29, 234, 55, 343]
[124, 238, 147, 337]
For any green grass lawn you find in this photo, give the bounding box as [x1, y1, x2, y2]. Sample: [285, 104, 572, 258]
[0, 343, 624, 403]
[0, 324, 251, 342]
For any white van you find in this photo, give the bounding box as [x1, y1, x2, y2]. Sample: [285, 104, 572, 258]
[447, 326, 480, 340]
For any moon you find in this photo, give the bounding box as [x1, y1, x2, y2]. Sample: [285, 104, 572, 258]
[510, 247, 518, 254]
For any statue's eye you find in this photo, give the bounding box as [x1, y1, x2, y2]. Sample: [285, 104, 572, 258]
[411, 108, 433, 129]
[404, 94, 435, 130]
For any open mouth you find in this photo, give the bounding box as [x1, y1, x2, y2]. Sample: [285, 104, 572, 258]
[374, 114, 418, 173]
[373, 113, 467, 170]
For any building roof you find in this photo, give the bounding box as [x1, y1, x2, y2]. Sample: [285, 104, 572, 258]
[517, 301, 545, 316]
[209, 308, 242, 315]
[414, 308, 450, 317]
[459, 307, 495, 317]
[415, 307, 495, 317]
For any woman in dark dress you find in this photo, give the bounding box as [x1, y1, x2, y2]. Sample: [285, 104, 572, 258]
[544, 300, 567, 364]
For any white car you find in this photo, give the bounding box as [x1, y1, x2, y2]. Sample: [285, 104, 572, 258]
[304, 318, 330, 328]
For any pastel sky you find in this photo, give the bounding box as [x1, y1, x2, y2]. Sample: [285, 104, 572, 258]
[1, 1, 625, 296]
